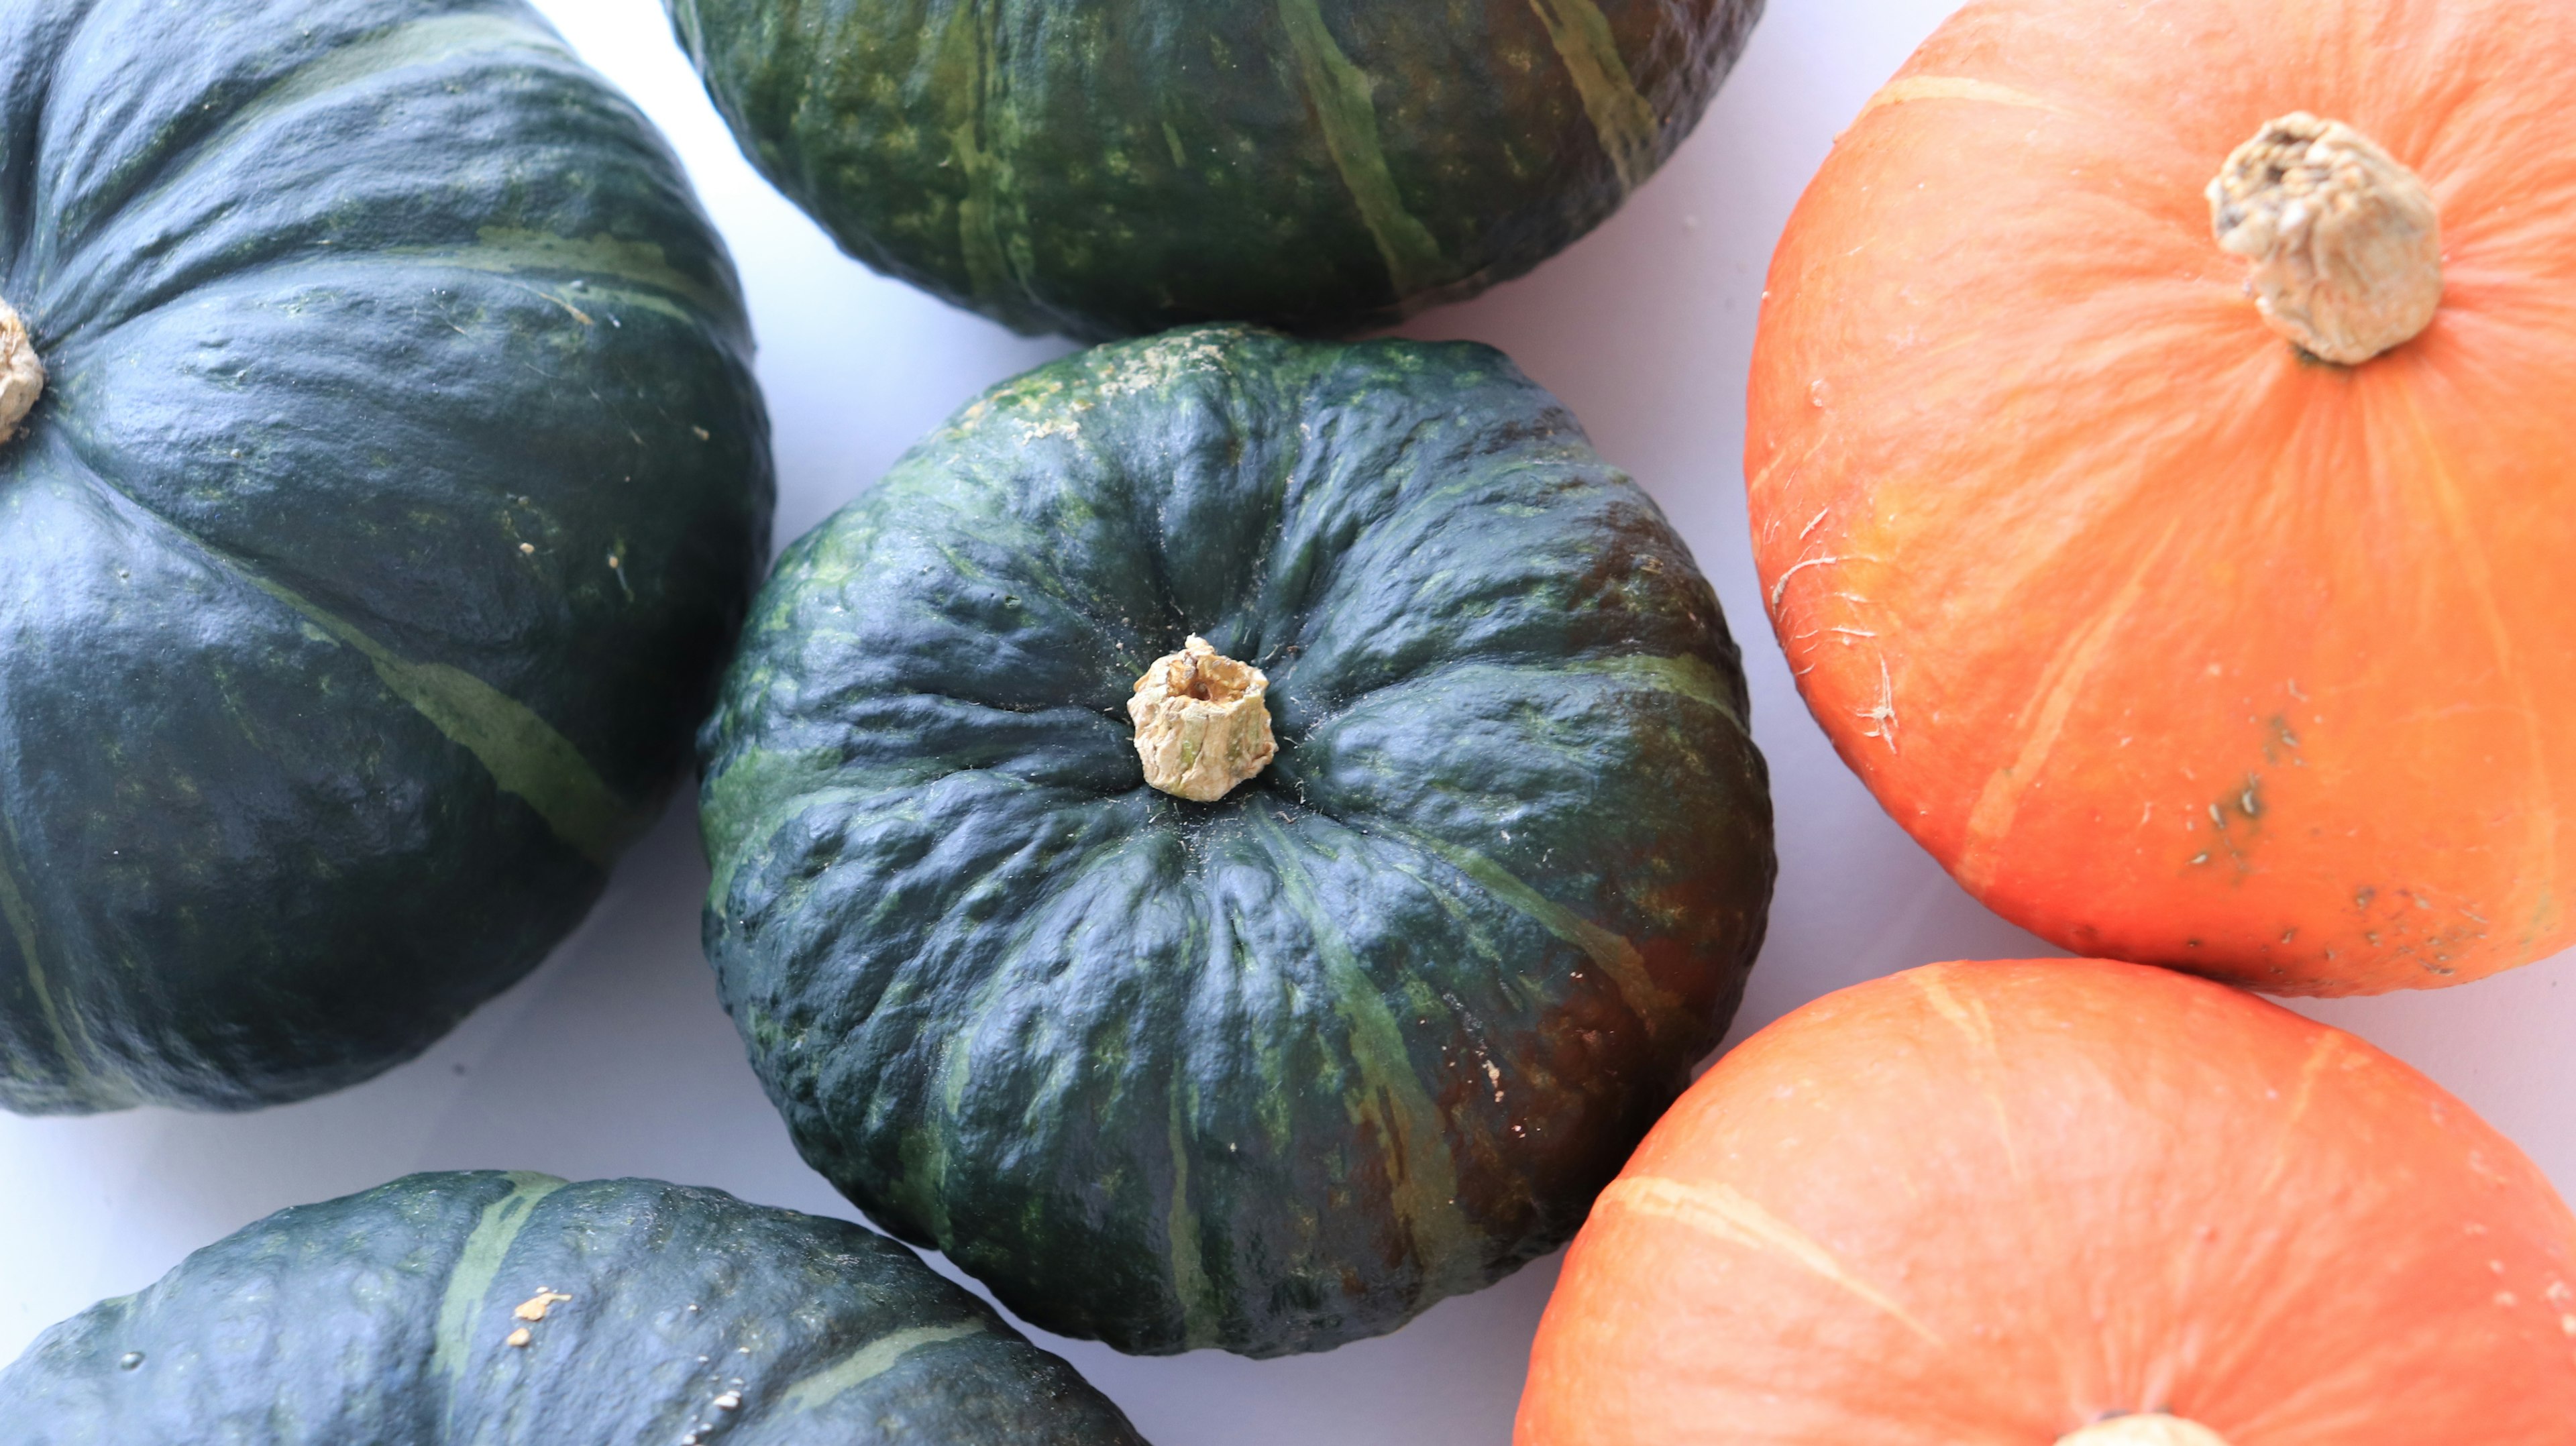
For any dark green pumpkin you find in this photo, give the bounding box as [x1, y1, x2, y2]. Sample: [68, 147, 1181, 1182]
[663, 0, 1766, 340]
[0, 1172, 1146, 1444]
[0, 0, 772, 1113]
[698, 326, 1774, 1356]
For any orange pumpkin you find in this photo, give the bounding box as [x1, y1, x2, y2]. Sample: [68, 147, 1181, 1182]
[1517, 959, 2576, 1444]
[1746, 0, 2576, 993]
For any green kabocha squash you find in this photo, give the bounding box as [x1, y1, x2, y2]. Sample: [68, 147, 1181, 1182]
[698, 326, 1775, 1357]
[0, 0, 771, 1113]
[0, 1172, 1147, 1445]
[663, 0, 1766, 340]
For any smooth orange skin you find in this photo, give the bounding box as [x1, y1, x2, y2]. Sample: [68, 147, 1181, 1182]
[1746, 0, 2576, 994]
[1517, 960, 2576, 1444]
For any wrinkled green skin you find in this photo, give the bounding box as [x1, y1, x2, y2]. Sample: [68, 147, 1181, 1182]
[700, 327, 1774, 1356]
[666, 0, 1764, 340]
[0, 0, 773, 1114]
[0, 1172, 1146, 1445]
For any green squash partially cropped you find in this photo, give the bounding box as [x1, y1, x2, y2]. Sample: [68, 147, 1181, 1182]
[699, 326, 1775, 1357]
[664, 0, 1766, 339]
[1, 1172, 1146, 1444]
[0, 0, 772, 1114]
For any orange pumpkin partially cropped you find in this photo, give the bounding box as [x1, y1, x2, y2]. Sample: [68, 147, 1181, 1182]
[1517, 960, 2576, 1445]
[1746, 0, 2576, 993]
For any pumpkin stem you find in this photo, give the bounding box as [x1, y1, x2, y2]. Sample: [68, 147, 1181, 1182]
[1128, 635, 1278, 802]
[0, 298, 43, 443]
[2057, 1413, 2233, 1446]
[2207, 113, 2441, 366]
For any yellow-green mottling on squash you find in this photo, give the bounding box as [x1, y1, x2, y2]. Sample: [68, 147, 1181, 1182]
[0, 0, 772, 1114]
[662, 0, 1766, 339]
[696, 327, 1775, 1356]
[0, 1172, 1145, 1444]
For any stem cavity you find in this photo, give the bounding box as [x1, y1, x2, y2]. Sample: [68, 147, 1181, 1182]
[2208, 112, 2442, 365]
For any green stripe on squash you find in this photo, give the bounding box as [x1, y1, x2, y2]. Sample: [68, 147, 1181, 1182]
[699, 326, 1774, 1355]
[666, 0, 1767, 339]
[3, 1173, 1142, 1445]
[0, 0, 770, 1116]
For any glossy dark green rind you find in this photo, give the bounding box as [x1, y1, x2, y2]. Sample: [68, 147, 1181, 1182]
[664, 0, 1765, 340]
[700, 326, 1774, 1356]
[0, 1172, 1146, 1445]
[0, 0, 773, 1114]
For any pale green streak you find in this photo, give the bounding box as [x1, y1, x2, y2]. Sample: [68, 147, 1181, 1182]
[248, 13, 561, 123]
[699, 747, 867, 897]
[1254, 816, 1480, 1292]
[780, 1321, 985, 1413]
[123, 13, 563, 224]
[1277, 0, 1446, 296]
[936, 2, 1020, 307]
[890, 1025, 975, 1241]
[1166, 1084, 1218, 1349]
[111, 9, 723, 325]
[244, 571, 646, 867]
[700, 748, 982, 905]
[0, 818, 103, 1098]
[1558, 652, 1749, 732]
[431, 1173, 569, 1385]
[1525, 0, 1662, 190]
[402, 230, 720, 317]
[1374, 820, 1678, 1037]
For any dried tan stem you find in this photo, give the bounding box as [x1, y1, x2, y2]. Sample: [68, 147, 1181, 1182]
[0, 299, 42, 442]
[1129, 636, 1277, 802]
[2057, 1413, 2233, 1446]
[2208, 112, 2441, 364]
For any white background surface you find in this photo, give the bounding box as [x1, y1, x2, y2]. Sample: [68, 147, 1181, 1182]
[7, 1, 2575, 1439]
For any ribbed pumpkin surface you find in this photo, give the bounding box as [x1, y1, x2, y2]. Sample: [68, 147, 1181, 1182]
[699, 326, 1774, 1355]
[665, 0, 1764, 339]
[1519, 959, 2576, 1443]
[1, 1173, 1143, 1444]
[1748, 0, 2576, 993]
[0, 0, 771, 1113]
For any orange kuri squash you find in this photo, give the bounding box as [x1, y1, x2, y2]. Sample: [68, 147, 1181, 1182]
[1748, 0, 2576, 993]
[1517, 959, 2576, 1444]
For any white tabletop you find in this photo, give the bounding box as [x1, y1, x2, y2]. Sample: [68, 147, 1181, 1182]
[7, 1, 2572, 1440]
